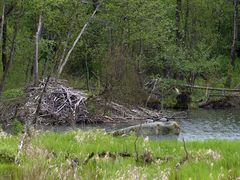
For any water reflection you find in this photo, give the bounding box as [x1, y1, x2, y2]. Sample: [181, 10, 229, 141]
[179, 109, 240, 140]
[38, 109, 240, 140]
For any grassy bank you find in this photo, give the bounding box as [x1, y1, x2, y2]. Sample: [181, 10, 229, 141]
[0, 130, 240, 179]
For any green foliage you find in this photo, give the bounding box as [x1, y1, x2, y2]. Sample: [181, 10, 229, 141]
[2, 89, 24, 99]
[11, 119, 24, 135]
[0, 0, 239, 104]
[87, 102, 97, 114]
[0, 150, 15, 164]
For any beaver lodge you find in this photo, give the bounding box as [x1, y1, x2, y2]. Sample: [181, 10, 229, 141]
[0, 78, 186, 131]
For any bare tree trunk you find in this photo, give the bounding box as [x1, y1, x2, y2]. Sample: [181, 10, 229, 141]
[1, 21, 7, 72]
[57, 5, 99, 77]
[25, 58, 31, 83]
[226, 0, 239, 88]
[176, 0, 182, 45]
[34, 13, 43, 85]
[1, 2, 6, 73]
[0, 21, 18, 95]
[184, 0, 189, 45]
[0, 3, 5, 46]
[0, 4, 16, 73]
[137, 37, 144, 88]
[32, 75, 51, 125]
[230, 0, 238, 66]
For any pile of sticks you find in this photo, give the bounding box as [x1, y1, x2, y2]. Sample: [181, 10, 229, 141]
[1, 78, 187, 128]
[23, 78, 102, 125]
[104, 102, 187, 123]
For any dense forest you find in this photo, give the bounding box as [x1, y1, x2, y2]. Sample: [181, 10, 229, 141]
[0, 0, 240, 105]
[1, 1, 240, 179]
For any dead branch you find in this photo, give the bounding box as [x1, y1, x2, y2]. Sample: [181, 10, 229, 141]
[33, 75, 51, 124]
[83, 151, 131, 165]
[15, 76, 50, 164]
[146, 78, 159, 107]
[183, 84, 240, 92]
[175, 138, 189, 169]
[15, 123, 30, 164]
[83, 152, 95, 165]
[134, 122, 143, 162]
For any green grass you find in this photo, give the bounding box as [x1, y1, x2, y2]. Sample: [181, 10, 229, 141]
[0, 130, 240, 179]
[1, 88, 25, 99]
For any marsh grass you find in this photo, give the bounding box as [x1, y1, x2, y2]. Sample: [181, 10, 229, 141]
[0, 130, 240, 179]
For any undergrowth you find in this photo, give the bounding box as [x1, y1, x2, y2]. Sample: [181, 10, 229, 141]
[1, 88, 25, 99]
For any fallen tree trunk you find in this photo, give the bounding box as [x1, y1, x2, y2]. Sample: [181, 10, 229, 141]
[183, 84, 240, 92]
[209, 94, 240, 97]
[111, 122, 180, 136]
[199, 97, 235, 109]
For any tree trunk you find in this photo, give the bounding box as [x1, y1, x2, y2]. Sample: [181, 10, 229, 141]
[0, 3, 5, 47]
[184, 0, 189, 45]
[1, 2, 6, 73]
[0, 22, 18, 95]
[0, 3, 15, 73]
[176, 0, 182, 45]
[34, 13, 43, 85]
[92, 0, 99, 10]
[1, 21, 7, 72]
[230, 0, 238, 66]
[226, 0, 239, 88]
[57, 5, 99, 77]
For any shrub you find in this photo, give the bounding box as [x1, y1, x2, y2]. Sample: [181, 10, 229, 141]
[11, 119, 24, 135]
[0, 150, 15, 164]
[2, 89, 24, 99]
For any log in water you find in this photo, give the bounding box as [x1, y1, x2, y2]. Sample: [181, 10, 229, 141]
[111, 121, 180, 136]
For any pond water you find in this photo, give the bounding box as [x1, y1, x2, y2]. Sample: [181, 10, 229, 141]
[41, 109, 240, 140]
[178, 109, 240, 140]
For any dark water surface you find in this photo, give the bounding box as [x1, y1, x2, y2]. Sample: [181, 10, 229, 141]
[178, 109, 240, 140]
[40, 109, 240, 140]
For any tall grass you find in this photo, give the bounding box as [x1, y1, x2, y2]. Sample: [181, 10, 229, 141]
[0, 130, 240, 179]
